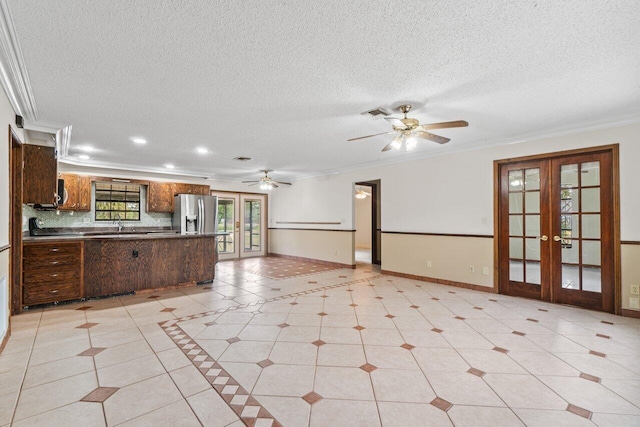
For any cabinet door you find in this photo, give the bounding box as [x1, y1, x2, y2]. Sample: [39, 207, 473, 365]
[58, 173, 79, 210]
[23, 145, 57, 205]
[147, 182, 174, 212]
[77, 175, 92, 211]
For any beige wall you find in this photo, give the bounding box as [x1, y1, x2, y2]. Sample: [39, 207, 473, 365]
[382, 233, 494, 288]
[269, 229, 354, 266]
[621, 244, 640, 310]
[354, 196, 371, 248]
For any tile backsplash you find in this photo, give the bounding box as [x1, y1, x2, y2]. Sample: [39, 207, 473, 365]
[23, 184, 172, 231]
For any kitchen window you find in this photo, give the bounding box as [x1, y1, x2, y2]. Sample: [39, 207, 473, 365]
[95, 182, 141, 221]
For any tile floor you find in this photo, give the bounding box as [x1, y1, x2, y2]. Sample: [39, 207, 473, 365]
[1, 258, 639, 426]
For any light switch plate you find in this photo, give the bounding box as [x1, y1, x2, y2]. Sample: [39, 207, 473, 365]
[630, 297, 640, 309]
[630, 284, 640, 295]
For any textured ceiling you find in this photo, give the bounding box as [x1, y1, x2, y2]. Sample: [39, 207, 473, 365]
[7, 0, 640, 182]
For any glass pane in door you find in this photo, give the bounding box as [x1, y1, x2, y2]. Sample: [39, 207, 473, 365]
[217, 198, 235, 254]
[244, 200, 261, 252]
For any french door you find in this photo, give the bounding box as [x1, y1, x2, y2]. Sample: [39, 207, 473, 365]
[498, 149, 616, 312]
[211, 192, 267, 260]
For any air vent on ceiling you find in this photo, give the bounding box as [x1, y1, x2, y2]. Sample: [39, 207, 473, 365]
[361, 107, 391, 118]
[233, 156, 252, 161]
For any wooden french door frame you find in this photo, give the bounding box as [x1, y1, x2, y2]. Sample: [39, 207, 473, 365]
[9, 127, 23, 314]
[355, 180, 381, 265]
[494, 144, 620, 314]
[210, 191, 268, 260]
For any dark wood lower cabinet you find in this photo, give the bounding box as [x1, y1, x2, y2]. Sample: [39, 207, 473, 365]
[83, 236, 217, 298]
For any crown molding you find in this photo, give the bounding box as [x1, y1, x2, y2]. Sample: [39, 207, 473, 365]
[0, 0, 73, 153]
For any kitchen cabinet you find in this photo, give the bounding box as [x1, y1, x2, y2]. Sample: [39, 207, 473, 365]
[59, 173, 92, 211]
[147, 181, 174, 213]
[23, 144, 58, 205]
[22, 241, 83, 306]
[174, 183, 210, 196]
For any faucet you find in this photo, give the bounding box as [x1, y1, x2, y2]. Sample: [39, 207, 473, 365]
[114, 215, 124, 232]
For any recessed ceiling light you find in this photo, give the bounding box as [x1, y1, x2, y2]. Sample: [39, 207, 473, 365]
[77, 145, 95, 152]
[78, 154, 90, 160]
[131, 137, 147, 144]
[164, 163, 175, 169]
[196, 147, 208, 154]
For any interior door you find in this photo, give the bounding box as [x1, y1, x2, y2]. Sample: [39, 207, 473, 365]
[240, 194, 266, 258]
[212, 193, 239, 261]
[498, 149, 615, 312]
[550, 151, 614, 312]
[499, 161, 551, 300]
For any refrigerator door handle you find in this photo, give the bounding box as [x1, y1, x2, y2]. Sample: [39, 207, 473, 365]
[198, 199, 203, 234]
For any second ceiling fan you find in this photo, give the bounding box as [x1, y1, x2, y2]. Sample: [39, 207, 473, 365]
[348, 104, 468, 151]
[242, 170, 292, 190]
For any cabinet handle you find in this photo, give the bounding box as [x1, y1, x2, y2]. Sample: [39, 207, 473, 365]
[50, 248, 59, 252]
[50, 274, 58, 277]
[50, 261, 59, 265]
[48, 290, 59, 294]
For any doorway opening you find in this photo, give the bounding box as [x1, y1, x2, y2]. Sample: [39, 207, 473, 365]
[354, 180, 381, 267]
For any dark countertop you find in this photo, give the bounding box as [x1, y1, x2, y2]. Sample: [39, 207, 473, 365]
[23, 228, 225, 243]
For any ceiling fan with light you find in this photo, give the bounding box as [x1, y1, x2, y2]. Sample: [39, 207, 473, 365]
[242, 170, 292, 190]
[348, 104, 468, 152]
[355, 189, 371, 199]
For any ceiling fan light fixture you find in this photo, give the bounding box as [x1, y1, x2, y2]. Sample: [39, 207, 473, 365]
[405, 134, 417, 151]
[355, 190, 367, 199]
[390, 134, 403, 150]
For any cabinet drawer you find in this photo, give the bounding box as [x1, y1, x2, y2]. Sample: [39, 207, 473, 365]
[24, 268, 80, 284]
[24, 254, 80, 271]
[24, 243, 81, 258]
[23, 281, 80, 305]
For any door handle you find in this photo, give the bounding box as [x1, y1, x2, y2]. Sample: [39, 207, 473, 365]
[539, 235, 548, 241]
[553, 236, 562, 242]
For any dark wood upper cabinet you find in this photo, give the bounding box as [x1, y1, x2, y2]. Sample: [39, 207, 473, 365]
[23, 144, 58, 205]
[173, 183, 210, 195]
[59, 173, 92, 211]
[147, 181, 175, 213]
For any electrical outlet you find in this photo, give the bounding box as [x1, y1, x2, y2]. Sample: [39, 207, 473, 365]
[630, 297, 640, 309]
[427, 260, 432, 268]
[631, 284, 640, 295]
[482, 267, 490, 275]
[83, 217, 91, 223]
[469, 266, 475, 274]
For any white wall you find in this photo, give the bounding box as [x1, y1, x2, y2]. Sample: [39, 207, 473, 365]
[270, 122, 640, 309]
[354, 195, 371, 248]
[0, 85, 22, 347]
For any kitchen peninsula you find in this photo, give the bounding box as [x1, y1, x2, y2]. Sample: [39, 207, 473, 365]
[22, 230, 219, 308]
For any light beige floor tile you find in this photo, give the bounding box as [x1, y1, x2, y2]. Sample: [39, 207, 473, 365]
[12, 402, 105, 427]
[23, 355, 94, 389]
[249, 312, 289, 325]
[413, 347, 470, 372]
[364, 345, 419, 370]
[457, 348, 527, 374]
[194, 323, 245, 340]
[600, 378, 640, 407]
[28, 336, 90, 366]
[90, 328, 144, 348]
[360, 328, 405, 346]
[252, 364, 316, 397]
[254, 395, 311, 427]
[355, 315, 397, 329]
[317, 344, 366, 367]
[426, 370, 505, 407]
[590, 413, 640, 427]
[118, 396, 201, 426]
[399, 329, 452, 348]
[314, 366, 375, 400]
[319, 326, 361, 345]
[277, 325, 320, 342]
[269, 342, 318, 366]
[309, 399, 380, 427]
[13, 371, 97, 421]
[93, 338, 153, 369]
[371, 368, 435, 403]
[524, 333, 590, 353]
[508, 351, 581, 376]
[447, 405, 524, 427]
[539, 376, 640, 414]
[0, 368, 26, 397]
[0, 391, 19, 425]
[169, 364, 211, 397]
[194, 339, 230, 359]
[483, 373, 567, 410]
[377, 402, 453, 427]
[103, 373, 183, 425]
[238, 324, 281, 341]
[97, 353, 165, 388]
[512, 408, 596, 427]
[441, 330, 495, 350]
[285, 313, 322, 327]
[554, 352, 640, 379]
[218, 340, 274, 363]
[482, 332, 545, 352]
[156, 347, 192, 372]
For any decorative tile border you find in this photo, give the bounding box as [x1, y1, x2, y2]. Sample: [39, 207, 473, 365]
[158, 274, 382, 426]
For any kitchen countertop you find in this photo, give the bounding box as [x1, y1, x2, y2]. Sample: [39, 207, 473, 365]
[23, 228, 227, 242]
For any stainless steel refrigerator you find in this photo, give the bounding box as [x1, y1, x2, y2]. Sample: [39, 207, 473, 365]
[172, 194, 218, 235]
